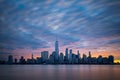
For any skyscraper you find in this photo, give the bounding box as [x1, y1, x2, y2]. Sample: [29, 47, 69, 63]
[88, 51, 91, 58]
[31, 54, 35, 64]
[65, 48, 69, 60]
[8, 55, 13, 64]
[108, 55, 114, 64]
[77, 50, 80, 59]
[59, 53, 64, 64]
[41, 51, 49, 63]
[88, 51, 92, 63]
[32, 54, 34, 60]
[69, 49, 72, 63]
[19, 56, 26, 64]
[55, 38, 59, 61]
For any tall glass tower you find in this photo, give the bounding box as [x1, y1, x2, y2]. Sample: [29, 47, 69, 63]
[55, 38, 59, 60]
[65, 48, 69, 60]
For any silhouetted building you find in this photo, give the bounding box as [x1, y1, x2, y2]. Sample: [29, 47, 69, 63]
[36, 57, 42, 64]
[55, 38, 59, 61]
[65, 48, 69, 61]
[82, 54, 87, 63]
[91, 57, 97, 64]
[77, 50, 81, 63]
[31, 54, 36, 64]
[19, 56, 26, 64]
[88, 51, 92, 64]
[108, 55, 114, 64]
[41, 51, 49, 63]
[14, 58, 17, 64]
[97, 55, 103, 64]
[3, 39, 115, 65]
[49, 51, 56, 64]
[102, 57, 109, 64]
[59, 53, 64, 64]
[69, 49, 72, 63]
[49, 54, 54, 64]
[8, 55, 13, 64]
[77, 50, 80, 59]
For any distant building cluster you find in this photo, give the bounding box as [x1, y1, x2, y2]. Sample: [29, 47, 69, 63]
[0, 40, 114, 64]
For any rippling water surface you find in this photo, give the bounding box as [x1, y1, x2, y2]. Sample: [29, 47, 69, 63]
[0, 65, 120, 80]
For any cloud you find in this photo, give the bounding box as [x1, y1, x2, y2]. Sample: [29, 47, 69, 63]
[0, 0, 120, 51]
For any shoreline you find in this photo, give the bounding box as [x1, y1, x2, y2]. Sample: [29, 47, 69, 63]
[0, 63, 120, 65]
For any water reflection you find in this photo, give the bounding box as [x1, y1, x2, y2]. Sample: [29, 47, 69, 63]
[0, 65, 120, 80]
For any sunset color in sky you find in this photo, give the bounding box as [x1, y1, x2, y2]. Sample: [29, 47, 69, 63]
[0, 0, 120, 61]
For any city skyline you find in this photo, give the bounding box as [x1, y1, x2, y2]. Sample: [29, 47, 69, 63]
[0, 39, 115, 64]
[0, 0, 120, 61]
[0, 38, 118, 62]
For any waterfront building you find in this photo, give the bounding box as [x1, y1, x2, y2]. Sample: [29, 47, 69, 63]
[41, 51, 49, 63]
[55, 38, 59, 61]
[59, 53, 64, 64]
[69, 49, 72, 63]
[8, 55, 13, 64]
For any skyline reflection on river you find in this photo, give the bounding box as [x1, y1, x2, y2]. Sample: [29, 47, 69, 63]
[0, 65, 120, 80]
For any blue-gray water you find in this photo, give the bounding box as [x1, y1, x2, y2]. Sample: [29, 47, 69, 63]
[0, 65, 120, 80]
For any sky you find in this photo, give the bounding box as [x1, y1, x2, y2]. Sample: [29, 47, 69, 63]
[0, 0, 120, 60]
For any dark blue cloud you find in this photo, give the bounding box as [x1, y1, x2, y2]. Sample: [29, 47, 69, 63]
[0, 0, 120, 50]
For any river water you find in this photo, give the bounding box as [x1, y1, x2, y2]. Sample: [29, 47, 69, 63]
[0, 65, 120, 80]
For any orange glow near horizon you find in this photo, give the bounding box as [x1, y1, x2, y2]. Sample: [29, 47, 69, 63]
[6, 47, 120, 60]
[0, 43, 120, 60]
[114, 60, 120, 63]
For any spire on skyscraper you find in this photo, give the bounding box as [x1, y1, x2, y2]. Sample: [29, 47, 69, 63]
[32, 54, 34, 59]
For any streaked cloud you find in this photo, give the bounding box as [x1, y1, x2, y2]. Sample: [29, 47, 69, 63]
[0, 0, 120, 59]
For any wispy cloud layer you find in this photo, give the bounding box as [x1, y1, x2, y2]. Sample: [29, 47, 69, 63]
[0, 0, 120, 59]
